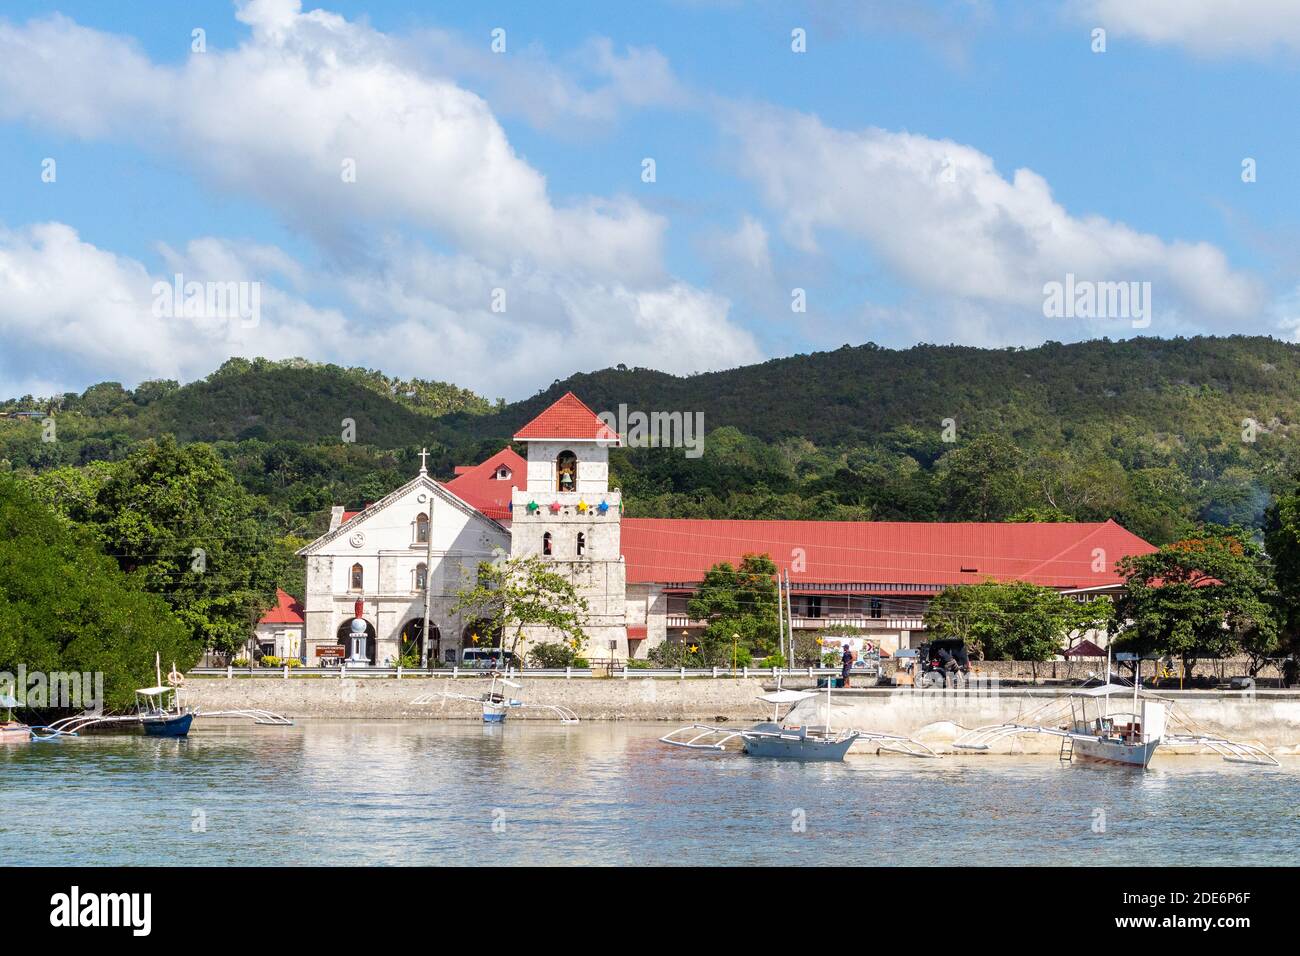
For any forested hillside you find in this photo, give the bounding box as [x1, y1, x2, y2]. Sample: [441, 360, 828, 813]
[3, 337, 1300, 550]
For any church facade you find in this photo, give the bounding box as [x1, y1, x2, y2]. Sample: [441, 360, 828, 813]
[296, 392, 1159, 665]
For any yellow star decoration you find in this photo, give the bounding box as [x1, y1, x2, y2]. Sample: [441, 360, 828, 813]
[470, 632, 480, 644]
[688, 644, 699, 654]
[576, 500, 589, 513]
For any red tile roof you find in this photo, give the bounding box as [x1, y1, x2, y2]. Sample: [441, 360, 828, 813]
[513, 392, 619, 442]
[442, 447, 527, 521]
[621, 518, 1155, 589]
[259, 588, 305, 625]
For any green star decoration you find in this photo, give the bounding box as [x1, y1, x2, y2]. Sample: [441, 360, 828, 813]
[526, 501, 539, 513]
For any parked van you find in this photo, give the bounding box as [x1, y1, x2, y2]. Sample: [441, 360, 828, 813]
[460, 648, 522, 670]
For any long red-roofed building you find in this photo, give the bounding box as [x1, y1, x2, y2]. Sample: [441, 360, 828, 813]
[407, 392, 1158, 658]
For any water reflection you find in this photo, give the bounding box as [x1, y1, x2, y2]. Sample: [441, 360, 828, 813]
[0, 722, 1294, 866]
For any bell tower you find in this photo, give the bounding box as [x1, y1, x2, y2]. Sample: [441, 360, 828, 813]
[510, 392, 627, 660]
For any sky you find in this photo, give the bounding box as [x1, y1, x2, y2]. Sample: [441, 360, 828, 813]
[2, 0, 1300, 401]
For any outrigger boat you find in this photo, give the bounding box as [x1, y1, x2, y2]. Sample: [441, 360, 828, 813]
[1, 692, 29, 743]
[953, 678, 1278, 770]
[413, 671, 579, 724]
[29, 656, 293, 740]
[660, 684, 937, 762]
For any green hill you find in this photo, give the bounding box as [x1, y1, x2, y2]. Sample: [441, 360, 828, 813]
[4, 336, 1300, 545]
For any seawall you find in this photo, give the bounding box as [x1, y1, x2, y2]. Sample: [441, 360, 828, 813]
[180, 676, 1300, 754]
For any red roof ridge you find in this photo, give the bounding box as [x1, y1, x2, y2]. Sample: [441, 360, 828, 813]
[259, 588, 304, 625]
[513, 391, 620, 442]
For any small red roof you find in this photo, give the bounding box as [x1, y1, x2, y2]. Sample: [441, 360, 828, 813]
[621, 518, 1155, 588]
[340, 510, 361, 523]
[513, 392, 619, 442]
[1063, 639, 1107, 658]
[442, 447, 526, 521]
[259, 588, 304, 625]
[627, 625, 648, 640]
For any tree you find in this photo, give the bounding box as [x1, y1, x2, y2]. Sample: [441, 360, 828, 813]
[1264, 488, 1300, 660]
[923, 580, 1111, 677]
[30, 437, 295, 661]
[451, 556, 589, 662]
[1113, 526, 1279, 675]
[934, 434, 1027, 521]
[686, 554, 780, 667]
[0, 475, 197, 709]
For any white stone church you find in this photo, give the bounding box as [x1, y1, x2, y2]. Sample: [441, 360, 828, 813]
[298, 393, 629, 665]
[297, 392, 1157, 665]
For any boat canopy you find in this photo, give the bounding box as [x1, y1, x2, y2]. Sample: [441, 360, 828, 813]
[136, 686, 174, 696]
[1072, 682, 1135, 697]
[0, 692, 19, 708]
[756, 690, 817, 704]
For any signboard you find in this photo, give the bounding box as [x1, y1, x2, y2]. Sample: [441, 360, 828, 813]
[315, 645, 346, 659]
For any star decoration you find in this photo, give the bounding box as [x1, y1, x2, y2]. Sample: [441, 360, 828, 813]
[470, 632, 480, 644]
[576, 500, 588, 513]
[688, 644, 699, 654]
[526, 501, 539, 514]
[549, 501, 562, 514]
[596, 501, 609, 515]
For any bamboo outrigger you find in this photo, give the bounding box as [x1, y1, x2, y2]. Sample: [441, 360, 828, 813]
[412, 671, 579, 724]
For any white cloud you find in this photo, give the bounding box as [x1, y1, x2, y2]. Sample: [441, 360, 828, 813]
[0, 3, 762, 397]
[1076, 0, 1300, 58]
[0, 223, 761, 399]
[727, 105, 1265, 339]
[0, 1, 665, 280]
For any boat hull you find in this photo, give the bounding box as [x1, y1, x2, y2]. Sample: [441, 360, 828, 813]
[1, 724, 30, 744]
[742, 728, 859, 762]
[141, 713, 193, 738]
[1072, 736, 1158, 769]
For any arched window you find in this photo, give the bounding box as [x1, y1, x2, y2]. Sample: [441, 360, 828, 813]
[350, 563, 364, 591]
[415, 512, 429, 544]
[542, 532, 553, 556]
[576, 532, 586, 557]
[556, 450, 577, 492]
[415, 563, 427, 591]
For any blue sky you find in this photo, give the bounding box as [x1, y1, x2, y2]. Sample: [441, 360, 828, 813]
[2, 0, 1299, 400]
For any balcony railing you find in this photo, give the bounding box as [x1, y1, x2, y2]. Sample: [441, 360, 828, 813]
[664, 614, 924, 630]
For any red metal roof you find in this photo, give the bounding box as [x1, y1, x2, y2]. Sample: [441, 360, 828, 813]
[259, 588, 305, 625]
[621, 518, 1155, 589]
[442, 447, 526, 521]
[513, 392, 619, 442]
[340, 510, 361, 523]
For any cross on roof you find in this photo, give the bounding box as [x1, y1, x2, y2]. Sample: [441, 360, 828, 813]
[418, 447, 429, 474]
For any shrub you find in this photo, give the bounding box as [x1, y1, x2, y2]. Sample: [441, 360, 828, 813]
[260, 656, 282, 668]
[527, 642, 578, 668]
[625, 659, 653, 669]
[232, 657, 250, 667]
[285, 658, 302, 668]
[757, 653, 786, 668]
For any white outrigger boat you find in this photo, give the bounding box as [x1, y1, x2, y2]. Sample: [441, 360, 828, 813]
[953, 679, 1278, 769]
[412, 671, 579, 724]
[660, 684, 937, 762]
[1, 692, 29, 743]
[29, 656, 293, 740]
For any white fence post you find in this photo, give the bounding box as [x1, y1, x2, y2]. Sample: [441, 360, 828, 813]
[453, 666, 459, 679]
[712, 666, 718, 679]
[743, 666, 748, 679]
[226, 665, 233, 680]
[283, 665, 289, 680]
[623, 665, 629, 680]
[680, 666, 686, 679]
[565, 666, 572, 679]
[396, 665, 402, 680]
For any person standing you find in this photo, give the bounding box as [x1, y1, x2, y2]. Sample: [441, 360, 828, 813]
[841, 643, 854, 688]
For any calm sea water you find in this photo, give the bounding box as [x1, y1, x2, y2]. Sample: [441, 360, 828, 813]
[2, 721, 1296, 866]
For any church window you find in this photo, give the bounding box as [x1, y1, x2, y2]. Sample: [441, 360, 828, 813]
[415, 512, 429, 544]
[556, 450, 577, 492]
[576, 532, 586, 557]
[543, 532, 553, 556]
[350, 563, 364, 591]
[415, 563, 427, 591]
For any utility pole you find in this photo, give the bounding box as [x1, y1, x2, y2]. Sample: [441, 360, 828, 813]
[419, 448, 434, 668]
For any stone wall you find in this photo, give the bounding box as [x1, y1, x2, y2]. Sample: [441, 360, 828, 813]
[179, 676, 1300, 754]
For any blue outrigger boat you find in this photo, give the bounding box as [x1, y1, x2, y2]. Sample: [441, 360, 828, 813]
[135, 685, 194, 737]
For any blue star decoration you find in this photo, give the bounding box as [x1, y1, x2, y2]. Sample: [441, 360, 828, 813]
[596, 501, 609, 515]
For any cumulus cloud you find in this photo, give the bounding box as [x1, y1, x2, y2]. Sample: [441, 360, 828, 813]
[0, 223, 761, 399]
[0, 2, 761, 397]
[726, 105, 1265, 340]
[0, 1, 665, 279]
[1076, 0, 1300, 58]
